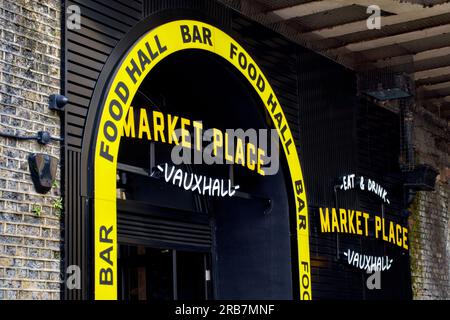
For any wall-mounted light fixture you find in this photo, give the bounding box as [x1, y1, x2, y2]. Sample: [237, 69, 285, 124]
[28, 153, 58, 194]
[364, 87, 411, 101]
[402, 164, 439, 212]
[360, 73, 413, 101]
[49, 94, 69, 111]
[404, 164, 439, 192]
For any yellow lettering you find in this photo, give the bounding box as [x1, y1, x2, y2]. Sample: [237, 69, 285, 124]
[235, 138, 245, 166]
[123, 107, 135, 138]
[246, 143, 256, 171]
[212, 128, 223, 157]
[389, 221, 395, 244]
[257, 148, 265, 176]
[331, 208, 339, 233]
[396, 224, 402, 247]
[319, 207, 330, 233]
[167, 114, 179, 145]
[362, 212, 370, 237]
[180, 117, 191, 148]
[375, 216, 382, 239]
[138, 109, 151, 140]
[193, 121, 203, 151]
[153, 111, 166, 143]
[382, 218, 388, 241]
[403, 227, 408, 250]
[348, 210, 356, 234]
[224, 132, 234, 163]
[339, 208, 348, 233]
[355, 211, 362, 235]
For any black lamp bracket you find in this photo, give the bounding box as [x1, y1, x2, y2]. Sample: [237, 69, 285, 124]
[0, 131, 63, 145]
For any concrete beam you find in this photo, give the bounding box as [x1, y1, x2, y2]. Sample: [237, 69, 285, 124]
[420, 80, 450, 91]
[300, 4, 450, 40]
[415, 66, 450, 81]
[336, 24, 450, 53]
[359, 45, 450, 70]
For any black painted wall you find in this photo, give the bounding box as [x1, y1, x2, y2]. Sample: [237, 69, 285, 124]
[296, 50, 411, 299]
[63, 0, 411, 299]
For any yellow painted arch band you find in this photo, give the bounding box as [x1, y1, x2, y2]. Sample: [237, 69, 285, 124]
[93, 20, 311, 300]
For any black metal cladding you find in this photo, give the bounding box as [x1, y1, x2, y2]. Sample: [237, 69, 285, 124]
[297, 50, 362, 299]
[297, 49, 411, 298]
[64, 0, 143, 300]
[63, 0, 411, 299]
[64, 0, 142, 150]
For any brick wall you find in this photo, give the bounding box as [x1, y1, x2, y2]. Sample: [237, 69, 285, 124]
[409, 106, 450, 300]
[0, 0, 62, 300]
[0, 0, 449, 301]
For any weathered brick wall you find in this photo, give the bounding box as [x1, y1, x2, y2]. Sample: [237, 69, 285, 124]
[0, 0, 62, 299]
[409, 106, 450, 300]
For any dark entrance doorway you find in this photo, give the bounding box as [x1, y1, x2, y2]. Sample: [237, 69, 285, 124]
[118, 244, 211, 300]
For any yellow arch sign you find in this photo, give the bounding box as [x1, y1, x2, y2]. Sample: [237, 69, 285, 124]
[93, 20, 311, 300]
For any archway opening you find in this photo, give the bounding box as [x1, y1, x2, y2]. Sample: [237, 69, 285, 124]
[116, 49, 294, 299]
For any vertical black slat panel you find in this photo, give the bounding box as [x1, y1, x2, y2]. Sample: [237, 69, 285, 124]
[70, 151, 74, 300]
[72, 151, 79, 300]
[62, 0, 69, 297]
[82, 196, 91, 300]
[75, 150, 80, 300]
[64, 150, 86, 299]
[76, 150, 82, 300]
[63, 148, 70, 299]
[64, 150, 72, 298]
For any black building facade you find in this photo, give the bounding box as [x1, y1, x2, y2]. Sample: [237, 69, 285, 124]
[63, 0, 412, 300]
